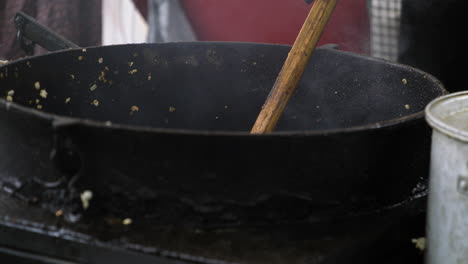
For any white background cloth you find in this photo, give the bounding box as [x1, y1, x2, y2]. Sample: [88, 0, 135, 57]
[102, 0, 148, 45]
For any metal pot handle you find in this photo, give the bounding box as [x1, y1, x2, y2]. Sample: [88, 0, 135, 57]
[14, 11, 80, 55]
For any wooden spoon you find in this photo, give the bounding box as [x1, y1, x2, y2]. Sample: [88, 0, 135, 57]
[251, 0, 338, 134]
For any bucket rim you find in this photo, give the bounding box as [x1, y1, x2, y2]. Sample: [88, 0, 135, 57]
[426, 91, 468, 142]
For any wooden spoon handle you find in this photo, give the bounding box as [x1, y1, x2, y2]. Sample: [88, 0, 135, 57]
[251, 0, 338, 134]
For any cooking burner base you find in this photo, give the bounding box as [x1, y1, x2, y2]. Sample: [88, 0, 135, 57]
[1, 192, 426, 264]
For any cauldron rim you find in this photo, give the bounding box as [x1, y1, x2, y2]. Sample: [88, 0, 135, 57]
[0, 95, 431, 137]
[0, 42, 447, 137]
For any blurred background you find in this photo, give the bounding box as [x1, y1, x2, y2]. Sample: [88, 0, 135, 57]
[0, 0, 464, 92]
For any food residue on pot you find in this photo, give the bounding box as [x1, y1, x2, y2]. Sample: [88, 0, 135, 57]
[70, 74, 75, 80]
[411, 237, 426, 251]
[130, 105, 139, 112]
[36, 105, 43, 110]
[40, 89, 48, 99]
[98, 71, 107, 83]
[122, 218, 133, 225]
[405, 104, 411, 110]
[169, 106, 176, 112]
[5, 91, 13, 102]
[80, 190, 93, 210]
[92, 99, 99, 106]
[82, 48, 87, 53]
[98, 58, 103, 64]
[65, 97, 71, 104]
[55, 209, 63, 217]
[78, 56, 84, 61]
[147, 73, 152, 81]
[34, 81, 41, 90]
[129, 69, 138, 75]
[90, 83, 98, 91]
[402, 78, 408, 85]
[128, 61, 134, 67]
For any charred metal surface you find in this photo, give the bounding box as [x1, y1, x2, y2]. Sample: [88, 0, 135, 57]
[0, 191, 426, 264]
[0, 42, 445, 262]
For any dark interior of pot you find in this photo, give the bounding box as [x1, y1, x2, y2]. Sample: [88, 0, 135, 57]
[0, 42, 445, 132]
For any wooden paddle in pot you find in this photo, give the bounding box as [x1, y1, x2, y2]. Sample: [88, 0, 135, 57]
[251, 0, 338, 134]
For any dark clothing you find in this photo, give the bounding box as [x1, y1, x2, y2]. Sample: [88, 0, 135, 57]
[399, 0, 465, 92]
[0, 0, 101, 60]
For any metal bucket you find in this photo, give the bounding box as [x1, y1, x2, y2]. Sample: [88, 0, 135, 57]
[426, 91, 468, 263]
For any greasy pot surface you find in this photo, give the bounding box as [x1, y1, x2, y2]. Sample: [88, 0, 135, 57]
[1, 42, 443, 134]
[0, 43, 446, 230]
